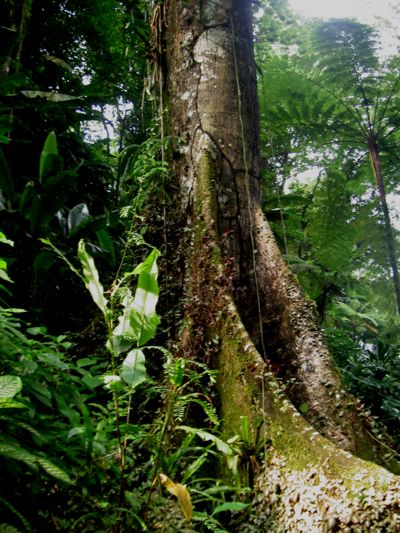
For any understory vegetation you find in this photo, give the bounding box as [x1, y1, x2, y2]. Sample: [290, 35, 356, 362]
[1, 0, 400, 531]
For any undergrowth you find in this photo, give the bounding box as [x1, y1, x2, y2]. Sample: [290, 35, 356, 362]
[0, 233, 251, 532]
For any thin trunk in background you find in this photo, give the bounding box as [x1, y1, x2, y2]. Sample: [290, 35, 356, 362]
[368, 132, 400, 314]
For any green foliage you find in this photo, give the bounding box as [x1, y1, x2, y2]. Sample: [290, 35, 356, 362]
[119, 136, 172, 218]
[111, 248, 161, 349]
[0, 305, 90, 528]
[0, 0, 154, 330]
[257, 3, 400, 450]
[0, 1, 254, 531]
[39, 131, 58, 183]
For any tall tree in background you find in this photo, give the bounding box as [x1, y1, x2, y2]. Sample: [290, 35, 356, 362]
[260, 18, 400, 317]
[160, 0, 400, 529]
[314, 20, 400, 314]
[257, 13, 400, 444]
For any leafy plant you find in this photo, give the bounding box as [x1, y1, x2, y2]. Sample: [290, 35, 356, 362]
[0, 307, 85, 530]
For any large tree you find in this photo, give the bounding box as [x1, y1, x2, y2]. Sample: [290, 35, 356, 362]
[159, 0, 400, 529]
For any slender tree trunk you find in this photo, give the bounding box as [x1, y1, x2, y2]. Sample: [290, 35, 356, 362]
[368, 133, 400, 314]
[161, 1, 400, 529]
[0, 0, 31, 77]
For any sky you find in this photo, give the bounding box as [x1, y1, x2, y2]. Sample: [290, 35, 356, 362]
[287, 0, 400, 54]
[287, 0, 394, 22]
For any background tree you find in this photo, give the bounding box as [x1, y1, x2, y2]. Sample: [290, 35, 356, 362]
[258, 9, 400, 450]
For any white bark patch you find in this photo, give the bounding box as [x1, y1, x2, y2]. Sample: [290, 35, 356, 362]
[194, 131, 217, 164]
[193, 28, 229, 82]
[180, 172, 193, 210]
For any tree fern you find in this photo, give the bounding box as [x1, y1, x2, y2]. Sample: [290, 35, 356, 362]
[308, 167, 354, 271]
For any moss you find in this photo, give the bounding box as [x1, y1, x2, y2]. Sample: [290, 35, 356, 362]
[195, 148, 217, 223]
[210, 293, 397, 494]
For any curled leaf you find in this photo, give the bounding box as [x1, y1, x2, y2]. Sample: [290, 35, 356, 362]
[160, 473, 192, 521]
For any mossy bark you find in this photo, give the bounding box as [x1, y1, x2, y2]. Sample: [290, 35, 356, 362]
[162, 0, 400, 529]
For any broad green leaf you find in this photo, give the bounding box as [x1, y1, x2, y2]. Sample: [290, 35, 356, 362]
[0, 442, 38, 467]
[39, 131, 58, 183]
[0, 269, 12, 283]
[26, 326, 47, 335]
[177, 426, 233, 456]
[111, 288, 134, 349]
[212, 502, 249, 515]
[0, 442, 73, 484]
[18, 181, 35, 213]
[240, 415, 250, 444]
[76, 357, 98, 367]
[68, 203, 90, 233]
[0, 375, 22, 399]
[0, 232, 13, 246]
[120, 349, 147, 389]
[35, 457, 73, 484]
[112, 249, 160, 349]
[128, 310, 160, 347]
[0, 398, 26, 409]
[37, 352, 68, 370]
[68, 427, 86, 438]
[77, 240, 108, 319]
[21, 90, 80, 102]
[129, 248, 160, 345]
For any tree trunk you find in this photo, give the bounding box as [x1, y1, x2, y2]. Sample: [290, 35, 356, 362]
[0, 0, 31, 77]
[161, 0, 400, 529]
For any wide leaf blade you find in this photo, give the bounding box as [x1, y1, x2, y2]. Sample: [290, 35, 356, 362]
[77, 240, 108, 319]
[39, 131, 58, 183]
[131, 248, 160, 346]
[0, 375, 22, 399]
[111, 248, 160, 350]
[68, 203, 90, 233]
[120, 349, 147, 389]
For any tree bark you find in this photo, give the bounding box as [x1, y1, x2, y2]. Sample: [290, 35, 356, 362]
[0, 0, 31, 77]
[161, 0, 400, 529]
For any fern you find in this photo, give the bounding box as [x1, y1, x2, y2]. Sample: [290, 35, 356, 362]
[308, 167, 354, 271]
[0, 525, 22, 533]
[0, 496, 31, 533]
